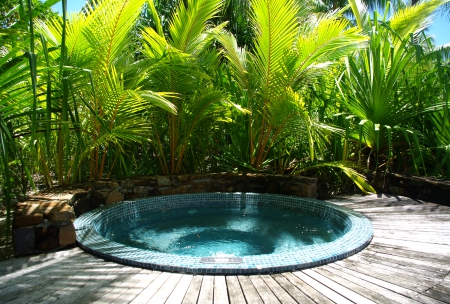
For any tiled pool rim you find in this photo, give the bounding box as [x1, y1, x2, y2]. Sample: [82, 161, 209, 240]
[74, 193, 373, 274]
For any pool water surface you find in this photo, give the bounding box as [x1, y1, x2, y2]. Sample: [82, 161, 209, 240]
[103, 205, 345, 256]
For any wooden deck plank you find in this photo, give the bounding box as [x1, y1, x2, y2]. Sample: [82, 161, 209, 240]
[422, 288, 450, 303]
[0, 249, 83, 278]
[63, 271, 141, 304]
[368, 244, 450, 264]
[182, 276, 203, 304]
[165, 275, 194, 304]
[321, 265, 423, 304]
[214, 276, 229, 304]
[271, 273, 315, 304]
[2, 263, 138, 303]
[130, 272, 171, 304]
[0, 264, 99, 301]
[70, 269, 145, 304]
[355, 249, 444, 273]
[362, 250, 449, 271]
[259, 274, 297, 304]
[342, 256, 443, 289]
[197, 275, 214, 304]
[353, 205, 450, 214]
[432, 281, 450, 294]
[355, 251, 447, 280]
[226, 276, 246, 304]
[293, 271, 354, 304]
[109, 271, 160, 304]
[328, 263, 446, 304]
[0, 255, 113, 294]
[89, 271, 152, 304]
[303, 268, 376, 304]
[339, 255, 437, 292]
[237, 276, 263, 304]
[372, 232, 450, 246]
[146, 273, 183, 304]
[248, 275, 281, 304]
[281, 272, 335, 304]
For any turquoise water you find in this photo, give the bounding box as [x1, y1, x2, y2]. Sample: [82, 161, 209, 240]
[104, 205, 345, 257]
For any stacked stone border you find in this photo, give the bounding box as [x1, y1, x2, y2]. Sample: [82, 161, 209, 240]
[370, 173, 450, 206]
[13, 173, 317, 256]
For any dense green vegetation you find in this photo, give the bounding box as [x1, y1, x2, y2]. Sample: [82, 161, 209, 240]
[1, 0, 449, 229]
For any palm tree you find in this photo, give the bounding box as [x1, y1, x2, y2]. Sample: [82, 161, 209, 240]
[136, 0, 235, 174]
[216, 0, 368, 170]
[340, 0, 449, 174]
[35, 0, 176, 181]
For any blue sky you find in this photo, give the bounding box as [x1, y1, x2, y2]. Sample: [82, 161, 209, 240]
[53, 0, 450, 46]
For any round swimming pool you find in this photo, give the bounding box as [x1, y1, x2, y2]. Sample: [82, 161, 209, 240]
[74, 193, 373, 274]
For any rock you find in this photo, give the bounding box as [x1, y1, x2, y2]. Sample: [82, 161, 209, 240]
[439, 182, 450, 191]
[190, 174, 211, 180]
[124, 193, 141, 200]
[409, 178, 424, 187]
[420, 188, 431, 194]
[106, 190, 124, 204]
[157, 176, 171, 187]
[44, 205, 76, 222]
[72, 197, 94, 216]
[210, 173, 222, 180]
[13, 212, 44, 227]
[134, 186, 151, 194]
[92, 189, 109, 199]
[234, 182, 249, 192]
[95, 184, 110, 190]
[13, 227, 35, 255]
[36, 237, 58, 251]
[133, 177, 157, 187]
[389, 186, 405, 196]
[193, 180, 211, 188]
[121, 180, 134, 188]
[159, 186, 190, 195]
[265, 183, 278, 193]
[247, 173, 267, 182]
[107, 181, 120, 189]
[176, 174, 190, 182]
[119, 187, 131, 194]
[59, 224, 76, 246]
[302, 184, 317, 198]
[35, 226, 59, 251]
[171, 179, 182, 186]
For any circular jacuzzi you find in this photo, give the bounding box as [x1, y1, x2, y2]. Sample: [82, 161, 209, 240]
[74, 193, 373, 274]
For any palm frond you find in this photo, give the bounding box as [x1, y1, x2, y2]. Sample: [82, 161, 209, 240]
[168, 0, 225, 53]
[83, 0, 146, 68]
[298, 161, 376, 194]
[390, 0, 450, 42]
[250, 0, 299, 97]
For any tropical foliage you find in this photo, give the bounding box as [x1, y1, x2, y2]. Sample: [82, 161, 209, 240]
[1, 0, 449, 231]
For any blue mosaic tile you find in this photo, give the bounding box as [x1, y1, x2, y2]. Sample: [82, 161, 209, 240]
[74, 193, 373, 274]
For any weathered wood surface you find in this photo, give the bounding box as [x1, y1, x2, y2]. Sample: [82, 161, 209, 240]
[1, 194, 449, 303]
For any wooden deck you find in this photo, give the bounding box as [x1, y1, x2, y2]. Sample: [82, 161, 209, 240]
[1, 194, 449, 303]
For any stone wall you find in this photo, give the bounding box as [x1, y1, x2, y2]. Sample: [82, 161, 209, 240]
[13, 173, 318, 256]
[72, 173, 318, 215]
[371, 173, 450, 206]
[13, 194, 77, 256]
